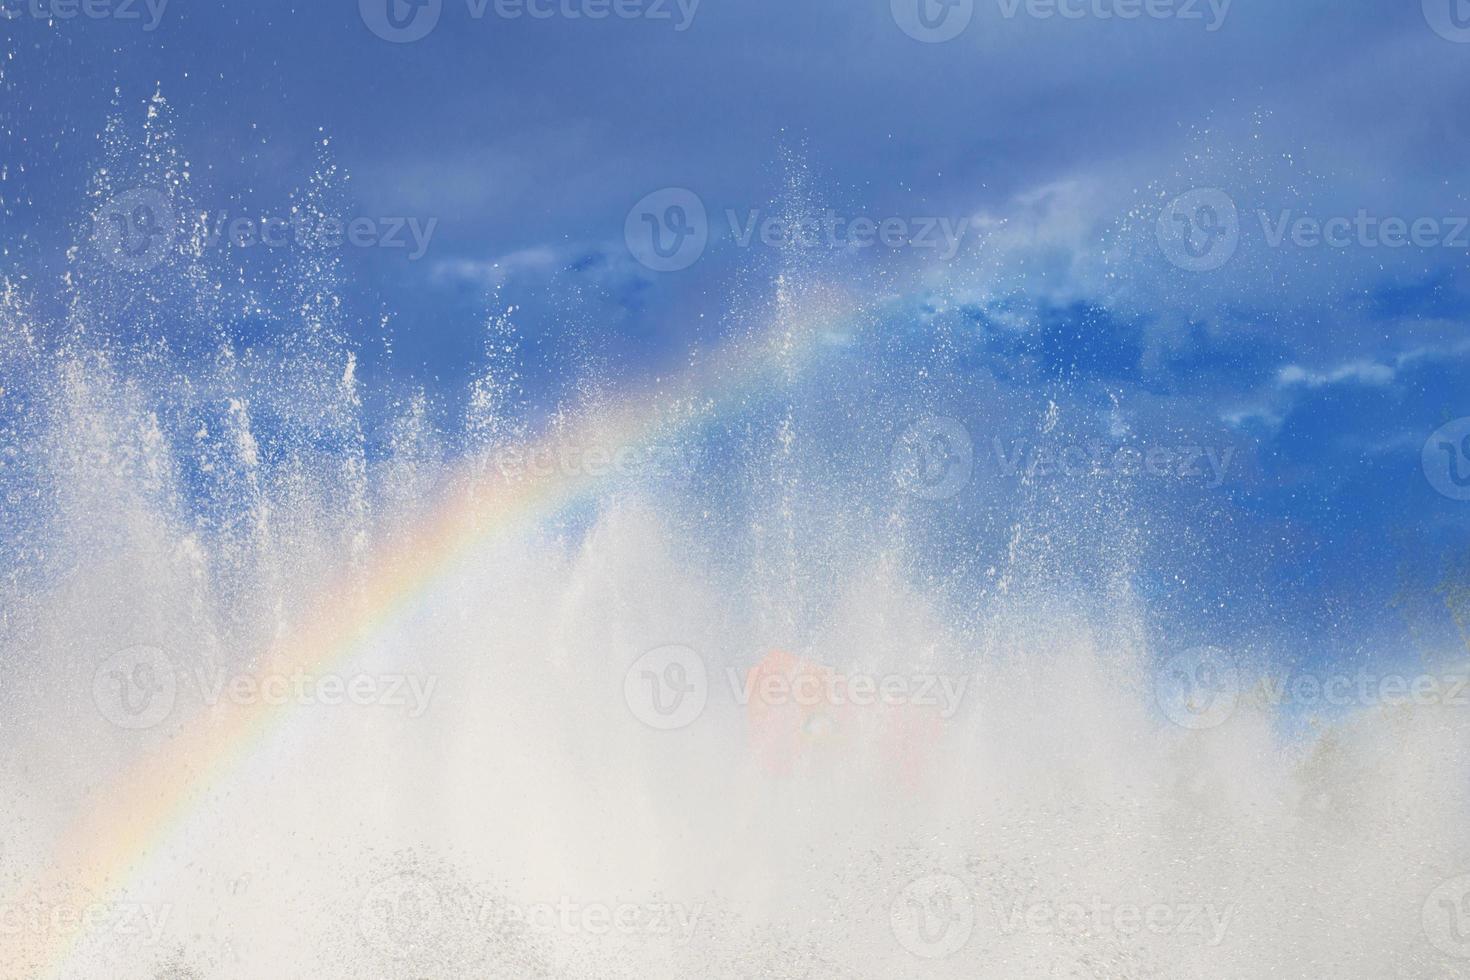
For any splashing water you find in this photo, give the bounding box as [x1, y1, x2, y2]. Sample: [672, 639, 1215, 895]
[2, 99, 1469, 980]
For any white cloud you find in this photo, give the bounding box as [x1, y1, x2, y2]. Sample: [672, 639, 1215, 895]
[1276, 360, 1396, 389]
[432, 246, 564, 290]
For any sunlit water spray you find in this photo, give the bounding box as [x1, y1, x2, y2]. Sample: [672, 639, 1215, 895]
[2, 95, 1470, 980]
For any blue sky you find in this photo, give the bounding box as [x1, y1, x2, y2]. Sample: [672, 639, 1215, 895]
[3, 0, 1470, 678]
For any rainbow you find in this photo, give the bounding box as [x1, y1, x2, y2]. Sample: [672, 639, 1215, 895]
[11, 294, 859, 978]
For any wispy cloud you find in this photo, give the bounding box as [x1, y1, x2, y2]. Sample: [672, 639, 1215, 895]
[1276, 360, 1396, 389]
[432, 243, 650, 294]
[432, 247, 565, 290]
